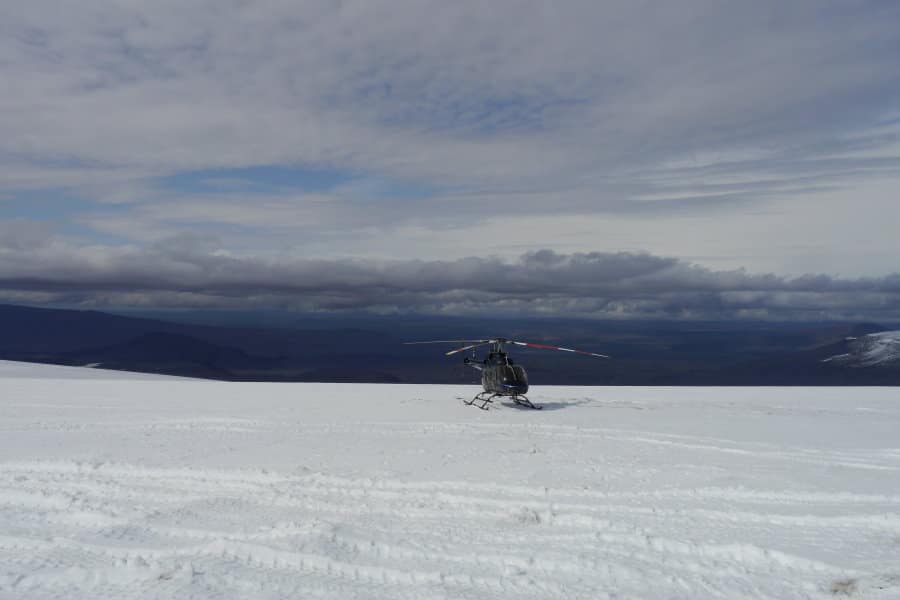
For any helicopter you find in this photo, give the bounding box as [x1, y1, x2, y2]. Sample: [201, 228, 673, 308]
[405, 338, 608, 410]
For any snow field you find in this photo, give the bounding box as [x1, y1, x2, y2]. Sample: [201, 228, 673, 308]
[1, 361, 899, 599]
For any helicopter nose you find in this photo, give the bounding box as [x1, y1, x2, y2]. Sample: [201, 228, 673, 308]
[502, 382, 529, 394]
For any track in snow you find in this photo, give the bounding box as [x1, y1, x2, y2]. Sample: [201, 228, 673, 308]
[3, 460, 897, 600]
[1, 363, 899, 599]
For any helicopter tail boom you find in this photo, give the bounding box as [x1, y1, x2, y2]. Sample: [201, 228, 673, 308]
[463, 356, 483, 371]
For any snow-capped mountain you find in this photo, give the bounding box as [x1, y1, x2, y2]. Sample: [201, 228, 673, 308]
[823, 331, 900, 367]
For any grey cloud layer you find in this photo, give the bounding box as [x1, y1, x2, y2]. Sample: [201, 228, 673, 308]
[2, 232, 899, 320]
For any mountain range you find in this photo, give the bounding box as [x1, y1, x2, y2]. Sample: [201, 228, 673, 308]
[1, 303, 898, 385]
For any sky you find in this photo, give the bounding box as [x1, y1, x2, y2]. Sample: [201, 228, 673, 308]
[2, 0, 900, 319]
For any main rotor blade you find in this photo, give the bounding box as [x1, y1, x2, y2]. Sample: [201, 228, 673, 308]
[510, 340, 608, 358]
[445, 340, 497, 356]
[403, 339, 493, 345]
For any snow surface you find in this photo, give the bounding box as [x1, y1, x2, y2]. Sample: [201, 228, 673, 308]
[0, 360, 185, 380]
[1, 361, 899, 599]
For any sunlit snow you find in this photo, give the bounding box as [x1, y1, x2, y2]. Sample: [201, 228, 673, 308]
[1, 360, 899, 599]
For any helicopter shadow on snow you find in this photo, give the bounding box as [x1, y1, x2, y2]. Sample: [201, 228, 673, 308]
[452, 396, 590, 411]
[499, 397, 598, 411]
[501, 397, 651, 411]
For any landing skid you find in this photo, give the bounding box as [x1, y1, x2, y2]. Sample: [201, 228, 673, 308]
[512, 395, 542, 410]
[464, 392, 542, 410]
[465, 391, 496, 410]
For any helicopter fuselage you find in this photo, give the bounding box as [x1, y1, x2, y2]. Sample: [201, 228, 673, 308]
[466, 351, 529, 396]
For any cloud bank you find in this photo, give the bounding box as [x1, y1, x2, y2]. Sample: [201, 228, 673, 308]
[2, 228, 899, 321]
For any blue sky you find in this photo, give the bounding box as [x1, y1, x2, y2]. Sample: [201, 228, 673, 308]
[2, 1, 900, 317]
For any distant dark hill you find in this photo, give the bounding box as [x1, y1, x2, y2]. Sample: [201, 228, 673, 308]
[6, 304, 414, 381]
[1, 303, 898, 385]
[0, 304, 173, 353]
[292, 367, 403, 383]
[0, 303, 404, 380]
[57, 332, 276, 380]
[0, 304, 396, 360]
